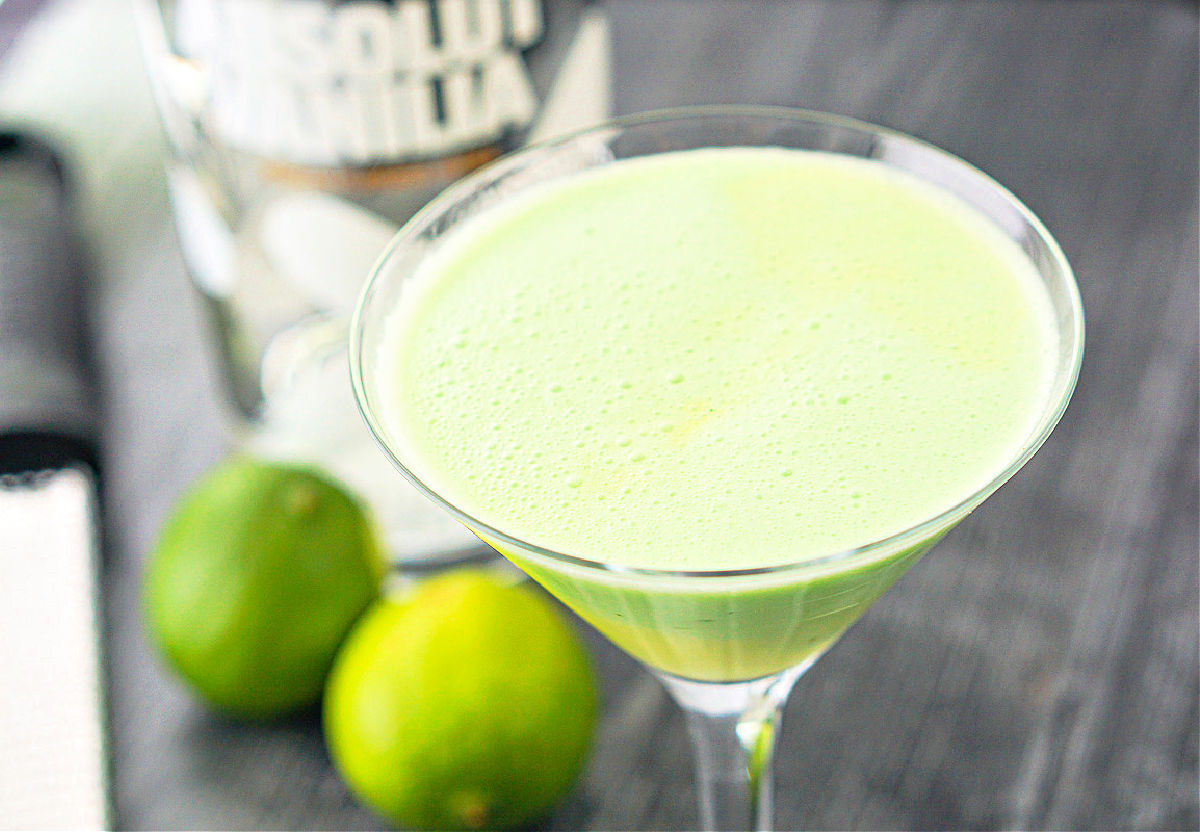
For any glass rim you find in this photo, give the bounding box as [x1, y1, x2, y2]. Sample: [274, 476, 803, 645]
[350, 104, 1085, 582]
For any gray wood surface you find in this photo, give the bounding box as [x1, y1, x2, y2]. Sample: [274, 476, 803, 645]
[57, 1, 1200, 829]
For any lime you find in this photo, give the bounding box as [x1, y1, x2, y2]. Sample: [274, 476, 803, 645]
[143, 456, 384, 720]
[324, 570, 597, 830]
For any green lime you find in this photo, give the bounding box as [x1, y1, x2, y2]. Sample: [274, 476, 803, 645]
[324, 570, 597, 830]
[143, 456, 384, 720]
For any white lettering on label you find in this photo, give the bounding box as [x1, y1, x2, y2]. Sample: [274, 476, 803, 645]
[179, 0, 544, 165]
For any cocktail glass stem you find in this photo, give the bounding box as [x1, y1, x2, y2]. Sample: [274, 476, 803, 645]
[657, 661, 815, 831]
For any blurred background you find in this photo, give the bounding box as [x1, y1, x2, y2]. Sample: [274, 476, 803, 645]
[0, 0, 1196, 829]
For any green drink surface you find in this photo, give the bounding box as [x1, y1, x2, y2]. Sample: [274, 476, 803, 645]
[379, 148, 1057, 573]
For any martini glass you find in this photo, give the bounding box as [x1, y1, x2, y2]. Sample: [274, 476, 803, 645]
[349, 108, 1084, 831]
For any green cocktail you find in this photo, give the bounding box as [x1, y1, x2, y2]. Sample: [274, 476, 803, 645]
[351, 109, 1084, 830]
[373, 147, 1056, 681]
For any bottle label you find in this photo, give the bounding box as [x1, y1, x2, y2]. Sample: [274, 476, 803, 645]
[176, 0, 545, 166]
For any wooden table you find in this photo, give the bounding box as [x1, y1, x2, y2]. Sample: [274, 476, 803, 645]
[35, 1, 1198, 829]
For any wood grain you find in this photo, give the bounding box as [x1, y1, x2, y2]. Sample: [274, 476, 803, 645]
[87, 1, 1198, 829]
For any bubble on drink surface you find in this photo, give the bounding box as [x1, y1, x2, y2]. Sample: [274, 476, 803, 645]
[377, 146, 1060, 571]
